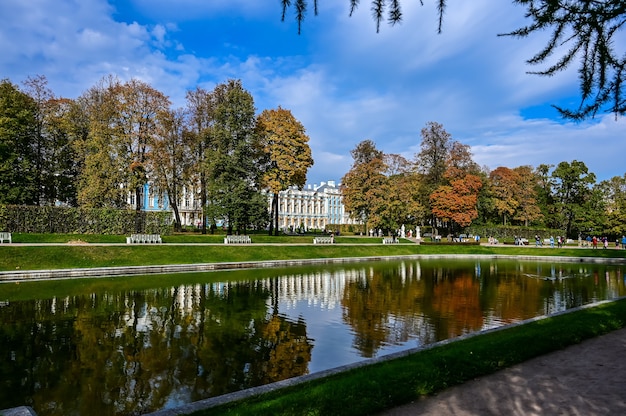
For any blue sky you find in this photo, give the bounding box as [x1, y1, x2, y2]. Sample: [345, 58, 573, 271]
[2, 0, 625, 186]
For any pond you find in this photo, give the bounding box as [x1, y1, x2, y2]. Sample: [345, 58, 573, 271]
[1, 257, 625, 415]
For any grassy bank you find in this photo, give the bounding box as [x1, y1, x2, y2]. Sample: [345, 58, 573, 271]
[1, 239, 625, 272]
[194, 298, 626, 416]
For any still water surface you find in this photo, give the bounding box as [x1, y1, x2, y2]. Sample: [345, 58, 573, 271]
[1, 258, 625, 415]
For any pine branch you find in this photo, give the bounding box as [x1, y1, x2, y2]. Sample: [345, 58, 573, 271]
[371, 0, 385, 33]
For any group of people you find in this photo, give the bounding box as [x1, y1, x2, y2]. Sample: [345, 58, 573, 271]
[548, 235, 565, 248]
[584, 235, 626, 249]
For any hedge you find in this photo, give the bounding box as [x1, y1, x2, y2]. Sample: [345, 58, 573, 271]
[0, 204, 172, 235]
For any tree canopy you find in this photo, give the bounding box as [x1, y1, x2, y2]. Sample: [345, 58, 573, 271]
[257, 106, 314, 235]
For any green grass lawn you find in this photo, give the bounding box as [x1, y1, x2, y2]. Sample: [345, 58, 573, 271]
[1, 234, 625, 272]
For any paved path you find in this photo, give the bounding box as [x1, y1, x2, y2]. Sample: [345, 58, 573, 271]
[378, 327, 626, 416]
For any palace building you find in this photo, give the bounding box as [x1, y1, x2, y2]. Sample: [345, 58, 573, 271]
[273, 180, 360, 232]
[132, 180, 360, 231]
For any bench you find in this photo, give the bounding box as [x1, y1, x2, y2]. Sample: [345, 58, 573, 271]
[126, 234, 162, 244]
[383, 237, 397, 244]
[224, 235, 251, 244]
[313, 236, 334, 244]
[0, 232, 12, 243]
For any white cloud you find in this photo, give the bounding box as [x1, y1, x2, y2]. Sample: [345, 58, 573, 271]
[1, 0, 624, 187]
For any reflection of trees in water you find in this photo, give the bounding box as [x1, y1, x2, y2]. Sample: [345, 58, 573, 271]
[340, 261, 625, 358]
[1, 261, 624, 414]
[0, 282, 313, 415]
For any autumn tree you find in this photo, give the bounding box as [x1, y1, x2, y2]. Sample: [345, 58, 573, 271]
[185, 87, 216, 233]
[430, 173, 483, 229]
[257, 106, 314, 236]
[512, 165, 542, 226]
[341, 140, 387, 229]
[429, 141, 482, 231]
[74, 76, 170, 214]
[490, 167, 521, 225]
[114, 79, 171, 230]
[149, 108, 194, 231]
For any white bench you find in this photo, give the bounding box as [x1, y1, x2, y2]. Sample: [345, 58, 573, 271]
[313, 236, 334, 244]
[224, 235, 251, 244]
[0, 232, 12, 243]
[382, 237, 397, 244]
[126, 234, 162, 244]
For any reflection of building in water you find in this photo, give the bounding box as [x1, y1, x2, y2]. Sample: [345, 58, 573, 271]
[158, 263, 426, 314]
[167, 269, 369, 312]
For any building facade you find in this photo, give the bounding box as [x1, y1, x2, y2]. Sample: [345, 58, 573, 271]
[131, 180, 360, 230]
[274, 180, 359, 231]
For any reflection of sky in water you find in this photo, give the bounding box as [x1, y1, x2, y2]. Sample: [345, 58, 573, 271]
[279, 301, 357, 373]
[3, 258, 626, 416]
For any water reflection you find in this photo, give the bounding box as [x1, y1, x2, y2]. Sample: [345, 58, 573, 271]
[1, 258, 625, 415]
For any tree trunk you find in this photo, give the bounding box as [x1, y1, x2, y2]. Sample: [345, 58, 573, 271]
[273, 193, 279, 236]
[134, 186, 143, 233]
[170, 200, 183, 232]
[200, 171, 207, 234]
[268, 193, 275, 236]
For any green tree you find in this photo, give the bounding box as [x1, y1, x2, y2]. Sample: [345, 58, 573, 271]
[597, 175, 626, 237]
[551, 160, 597, 238]
[22, 75, 54, 206]
[75, 76, 131, 208]
[281, 0, 446, 34]
[375, 157, 425, 233]
[208, 79, 266, 234]
[0, 79, 38, 205]
[18, 76, 81, 207]
[534, 163, 556, 228]
[257, 106, 314, 236]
